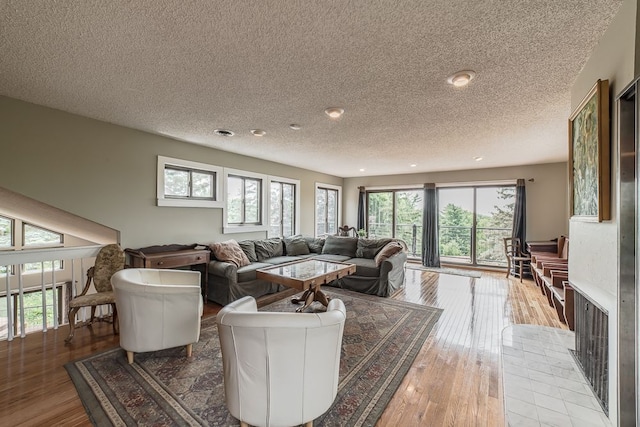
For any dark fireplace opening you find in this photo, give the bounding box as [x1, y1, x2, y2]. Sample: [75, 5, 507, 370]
[570, 289, 609, 415]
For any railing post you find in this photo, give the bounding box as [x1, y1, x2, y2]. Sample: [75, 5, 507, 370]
[5, 268, 12, 341]
[18, 264, 25, 338]
[41, 265, 47, 332]
[412, 224, 417, 256]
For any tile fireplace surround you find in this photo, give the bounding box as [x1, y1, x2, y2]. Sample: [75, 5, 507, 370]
[501, 325, 611, 427]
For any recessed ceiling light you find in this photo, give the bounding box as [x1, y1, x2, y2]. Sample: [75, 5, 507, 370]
[410, 164, 417, 168]
[250, 129, 266, 137]
[359, 168, 365, 172]
[447, 70, 476, 87]
[214, 129, 234, 137]
[325, 107, 344, 119]
[474, 156, 483, 161]
[289, 124, 301, 130]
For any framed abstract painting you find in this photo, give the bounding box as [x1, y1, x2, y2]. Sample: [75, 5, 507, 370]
[568, 79, 610, 222]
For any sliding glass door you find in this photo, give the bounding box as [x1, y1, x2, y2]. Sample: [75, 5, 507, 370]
[367, 189, 423, 257]
[438, 185, 515, 266]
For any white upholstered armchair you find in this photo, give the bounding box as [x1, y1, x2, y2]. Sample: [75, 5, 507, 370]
[217, 296, 346, 427]
[111, 268, 203, 364]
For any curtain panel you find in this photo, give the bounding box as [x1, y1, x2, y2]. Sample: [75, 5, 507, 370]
[512, 179, 527, 252]
[357, 186, 366, 231]
[422, 183, 440, 267]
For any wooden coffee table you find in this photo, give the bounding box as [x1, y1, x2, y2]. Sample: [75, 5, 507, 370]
[256, 259, 356, 312]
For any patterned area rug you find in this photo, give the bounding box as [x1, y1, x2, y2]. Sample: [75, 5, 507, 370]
[65, 288, 442, 427]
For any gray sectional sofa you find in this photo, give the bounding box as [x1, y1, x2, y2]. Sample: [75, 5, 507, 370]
[207, 235, 407, 305]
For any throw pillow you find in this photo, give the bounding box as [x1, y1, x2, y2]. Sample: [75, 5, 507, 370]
[374, 241, 404, 266]
[304, 237, 325, 253]
[321, 235, 358, 258]
[238, 240, 258, 263]
[254, 238, 284, 261]
[356, 238, 392, 258]
[284, 235, 310, 256]
[210, 240, 250, 267]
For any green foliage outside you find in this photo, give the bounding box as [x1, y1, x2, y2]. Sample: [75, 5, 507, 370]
[0, 289, 57, 336]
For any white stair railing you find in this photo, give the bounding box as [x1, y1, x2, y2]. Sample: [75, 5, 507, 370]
[0, 245, 103, 341]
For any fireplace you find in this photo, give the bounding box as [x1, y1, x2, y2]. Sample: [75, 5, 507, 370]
[572, 289, 609, 415]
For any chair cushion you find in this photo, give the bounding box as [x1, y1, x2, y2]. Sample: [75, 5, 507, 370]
[69, 291, 115, 308]
[254, 238, 284, 261]
[322, 235, 358, 257]
[374, 241, 404, 266]
[355, 238, 392, 259]
[263, 256, 304, 265]
[284, 235, 310, 256]
[237, 262, 272, 282]
[210, 240, 251, 267]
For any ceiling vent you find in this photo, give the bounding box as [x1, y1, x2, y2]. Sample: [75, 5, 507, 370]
[214, 129, 234, 137]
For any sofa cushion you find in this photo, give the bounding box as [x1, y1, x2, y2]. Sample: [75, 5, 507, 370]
[263, 256, 304, 265]
[210, 240, 250, 267]
[349, 257, 381, 277]
[304, 237, 325, 253]
[322, 235, 358, 258]
[356, 238, 392, 258]
[312, 254, 352, 262]
[254, 238, 284, 261]
[374, 241, 404, 266]
[238, 240, 258, 262]
[237, 262, 272, 282]
[284, 235, 310, 256]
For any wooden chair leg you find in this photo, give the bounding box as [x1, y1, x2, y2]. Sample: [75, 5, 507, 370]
[90, 306, 97, 324]
[505, 257, 511, 278]
[240, 422, 250, 427]
[304, 422, 313, 427]
[186, 343, 193, 358]
[111, 304, 119, 335]
[65, 307, 79, 343]
[518, 261, 523, 283]
[127, 351, 134, 364]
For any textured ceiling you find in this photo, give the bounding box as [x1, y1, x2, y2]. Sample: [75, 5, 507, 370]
[0, 0, 623, 177]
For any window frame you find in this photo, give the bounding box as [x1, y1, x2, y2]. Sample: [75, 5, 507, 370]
[268, 176, 301, 238]
[156, 156, 224, 208]
[223, 168, 268, 234]
[314, 182, 342, 237]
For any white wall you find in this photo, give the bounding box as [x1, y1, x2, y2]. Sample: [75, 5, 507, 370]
[568, 0, 637, 423]
[0, 96, 342, 248]
[344, 162, 569, 241]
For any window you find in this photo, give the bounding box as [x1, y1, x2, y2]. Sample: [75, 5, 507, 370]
[438, 184, 515, 266]
[366, 189, 423, 257]
[22, 223, 63, 273]
[224, 168, 268, 233]
[157, 156, 223, 208]
[269, 177, 300, 238]
[315, 183, 341, 237]
[0, 216, 13, 248]
[227, 175, 261, 224]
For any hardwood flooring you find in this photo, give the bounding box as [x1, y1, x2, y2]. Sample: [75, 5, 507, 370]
[0, 270, 566, 426]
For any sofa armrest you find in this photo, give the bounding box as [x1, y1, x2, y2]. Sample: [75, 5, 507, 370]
[380, 250, 407, 278]
[209, 260, 238, 282]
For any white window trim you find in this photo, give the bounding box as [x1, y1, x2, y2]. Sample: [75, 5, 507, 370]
[268, 175, 301, 237]
[223, 168, 269, 234]
[314, 182, 342, 237]
[156, 156, 224, 208]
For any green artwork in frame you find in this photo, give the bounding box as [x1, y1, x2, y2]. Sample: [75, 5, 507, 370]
[568, 79, 610, 222]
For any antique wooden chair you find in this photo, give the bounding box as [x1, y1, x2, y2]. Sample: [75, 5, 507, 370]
[503, 237, 531, 283]
[65, 243, 125, 342]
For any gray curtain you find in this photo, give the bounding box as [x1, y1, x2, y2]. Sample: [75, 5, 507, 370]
[422, 183, 440, 267]
[512, 179, 527, 253]
[357, 186, 366, 231]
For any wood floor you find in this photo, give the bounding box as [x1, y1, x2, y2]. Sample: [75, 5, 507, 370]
[0, 269, 566, 426]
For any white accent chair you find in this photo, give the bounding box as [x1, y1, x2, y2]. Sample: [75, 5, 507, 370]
[111, 268, 203, 364]
[217, 296, 346, 427]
